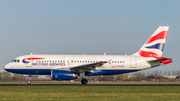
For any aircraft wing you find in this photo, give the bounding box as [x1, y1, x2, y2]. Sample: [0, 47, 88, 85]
[70, 60, 111, 73]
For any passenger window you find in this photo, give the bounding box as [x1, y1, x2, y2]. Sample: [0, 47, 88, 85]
[112, 61, 114, 63]
[17, 60, 19, 62]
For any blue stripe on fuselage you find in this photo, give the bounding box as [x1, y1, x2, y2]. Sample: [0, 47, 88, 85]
[102, 70, 138, 75]
[5, 69, 139, 75]
[5, 69, 51, 75]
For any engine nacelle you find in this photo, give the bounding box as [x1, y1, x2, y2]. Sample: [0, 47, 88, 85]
[51, 70, 77, 80]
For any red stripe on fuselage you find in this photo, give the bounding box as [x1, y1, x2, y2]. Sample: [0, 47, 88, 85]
[145, 30, 168, 44]
[23, 58, 44, 61]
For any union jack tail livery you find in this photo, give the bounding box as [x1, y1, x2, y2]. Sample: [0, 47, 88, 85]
[134, 26, 169, 58]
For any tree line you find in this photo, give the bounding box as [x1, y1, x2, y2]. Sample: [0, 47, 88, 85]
[90, 70, 180, 81]
[0, 70, 179, 81]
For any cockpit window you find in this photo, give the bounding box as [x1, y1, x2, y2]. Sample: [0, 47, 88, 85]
[11, 59, 20, 63]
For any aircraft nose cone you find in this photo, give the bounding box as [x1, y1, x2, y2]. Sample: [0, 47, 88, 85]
[4, 63, 11, 70]
[4, 64, 8, 70]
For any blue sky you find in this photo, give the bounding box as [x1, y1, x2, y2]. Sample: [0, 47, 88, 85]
[0, 0, 179, 72]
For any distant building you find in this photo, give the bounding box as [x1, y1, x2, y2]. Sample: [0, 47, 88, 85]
[37, 75, 51, 80]
[161, 75, 177, 79]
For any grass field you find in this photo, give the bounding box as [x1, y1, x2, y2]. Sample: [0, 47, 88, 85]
[0, 86, 180, 101]
[0, 81, 180, 84]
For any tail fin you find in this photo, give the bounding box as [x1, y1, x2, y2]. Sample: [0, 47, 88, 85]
[133, 26, 169, 58]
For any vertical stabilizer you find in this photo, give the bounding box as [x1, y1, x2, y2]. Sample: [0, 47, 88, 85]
[133, 26, 169, 58]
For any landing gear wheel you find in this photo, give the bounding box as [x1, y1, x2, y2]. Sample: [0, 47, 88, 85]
[27, 80, 31, 84]
[81, 79, 88, 85]
[27, 74, 32, 84]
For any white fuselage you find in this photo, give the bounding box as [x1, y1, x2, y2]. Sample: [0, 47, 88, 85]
[4, 54, 155, 75]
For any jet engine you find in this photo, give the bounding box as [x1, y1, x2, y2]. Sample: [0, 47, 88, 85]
[51, 70, 77, 80]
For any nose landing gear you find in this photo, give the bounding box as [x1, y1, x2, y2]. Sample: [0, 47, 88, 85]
[27, 80, 31, 84]
[27, 74, 32, 84]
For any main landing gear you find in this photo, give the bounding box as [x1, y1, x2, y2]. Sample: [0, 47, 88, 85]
[81, 78, 88, 85]
[27, 74, 32, 84]
[79, 72, 88, 85]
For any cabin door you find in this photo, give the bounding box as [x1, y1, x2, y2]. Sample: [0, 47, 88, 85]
[25, 57, 32, 67]
[130, 57, 136, 68]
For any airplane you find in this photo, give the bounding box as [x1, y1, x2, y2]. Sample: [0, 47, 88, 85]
[4, 26, 172, 84]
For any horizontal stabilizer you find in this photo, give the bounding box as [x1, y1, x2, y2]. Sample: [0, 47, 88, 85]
[147, 57, 172, 67]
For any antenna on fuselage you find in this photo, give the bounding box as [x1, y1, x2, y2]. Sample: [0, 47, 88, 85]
[104, 53, 106, 55]
[31, 52, 33, 60]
